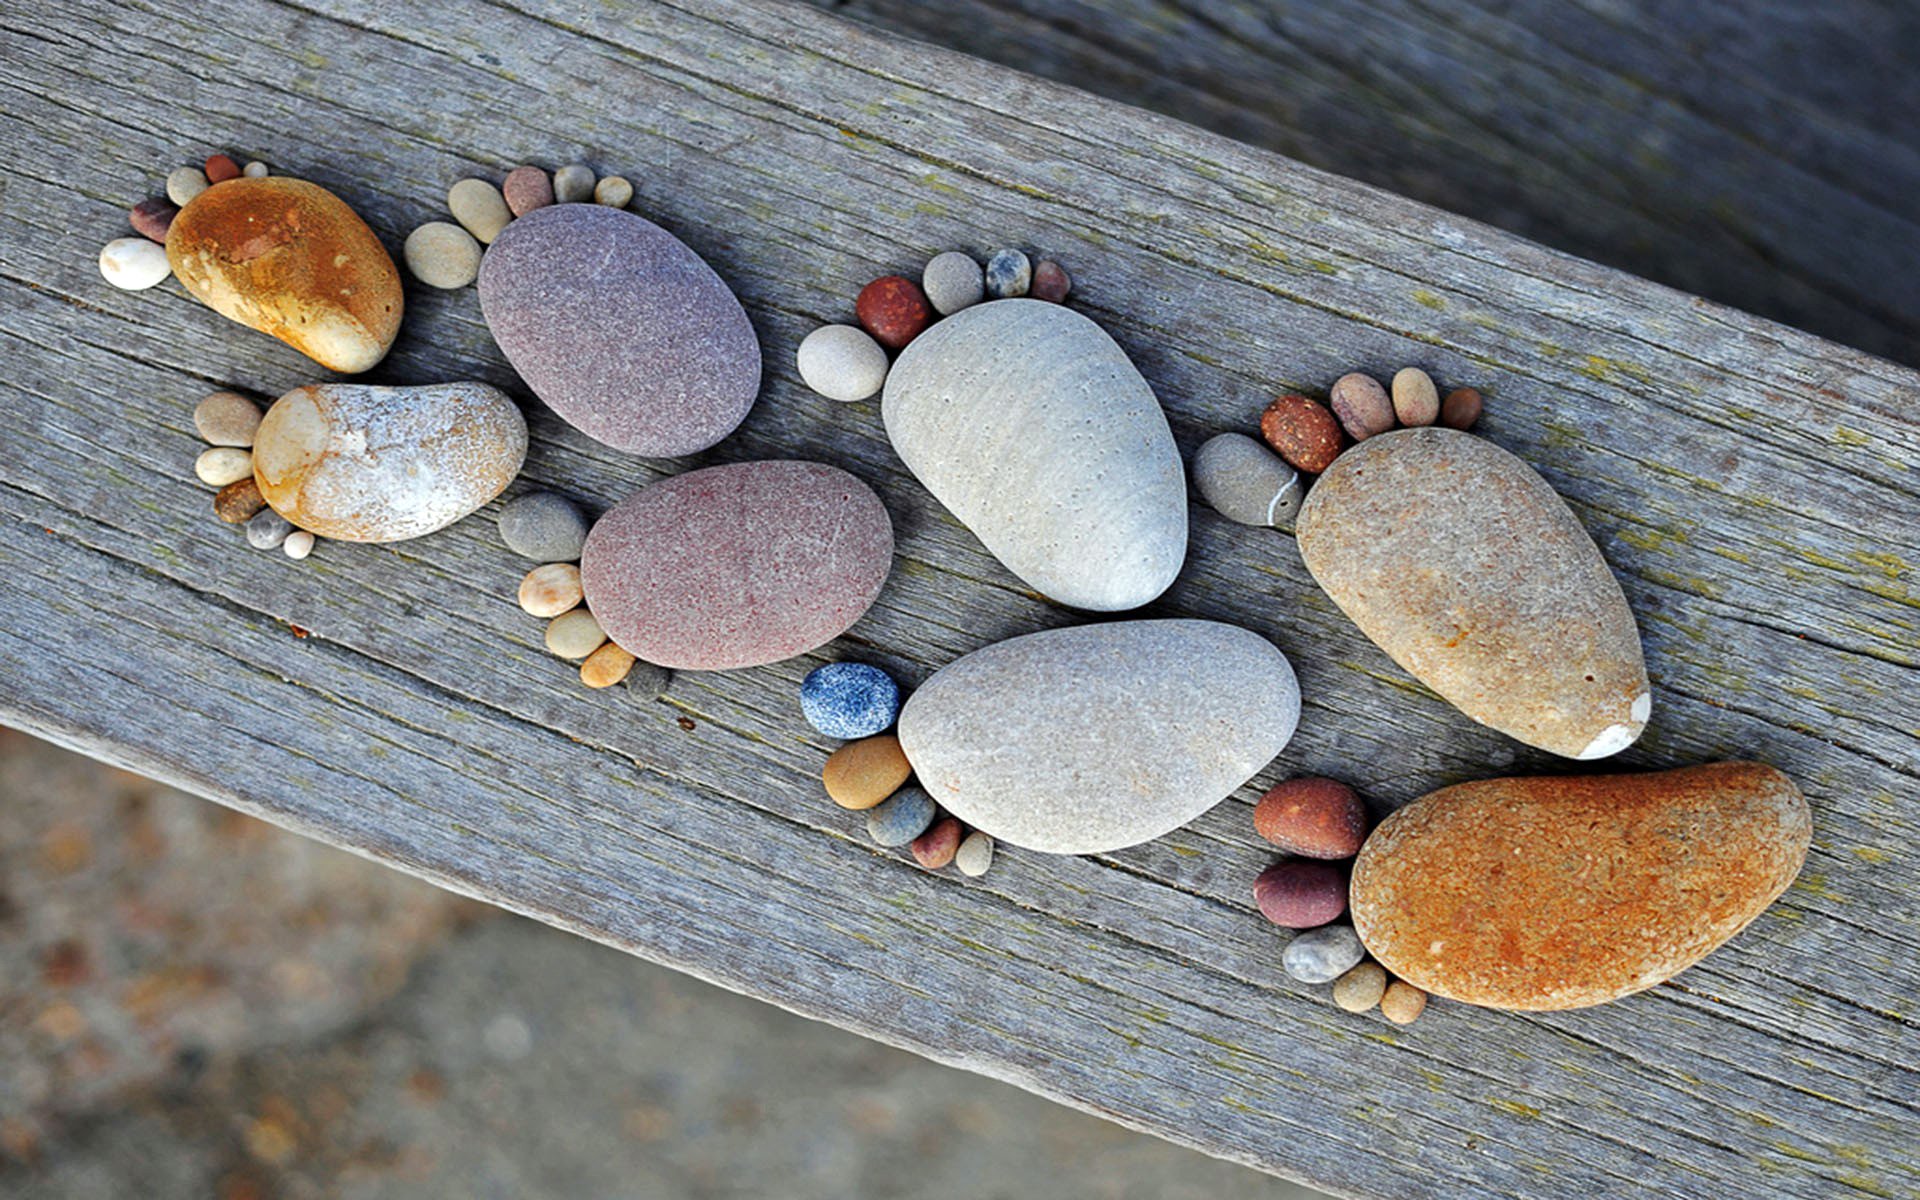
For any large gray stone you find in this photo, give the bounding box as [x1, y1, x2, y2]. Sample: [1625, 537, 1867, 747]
[897, 619, 1300, 854]
[881, 299, 1186, 611]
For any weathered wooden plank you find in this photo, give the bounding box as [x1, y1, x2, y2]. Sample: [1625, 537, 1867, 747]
[817, 0, 1920, 369]
[0, 1, 1915, 1197]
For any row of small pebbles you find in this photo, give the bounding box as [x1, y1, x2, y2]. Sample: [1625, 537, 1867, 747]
[191, 390, 319, 560]
[795, 248, 1073, 404]
[413, 163, 634, 290]
[103, 154, 267, 291]
[501, 492, 666, 696]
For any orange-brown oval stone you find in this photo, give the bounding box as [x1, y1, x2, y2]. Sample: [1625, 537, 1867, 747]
[1350, 763, 1810, 1011]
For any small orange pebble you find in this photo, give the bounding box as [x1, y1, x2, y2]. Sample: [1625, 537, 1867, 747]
[822, 735, 912, 811]
[1259, 395, 1343, 474]
[1253, 777, 1368, 859]
[581, 641, 637, 688]
[911, 817, 963, 869]
[855, 275, 933, 351]
[204, 154, 241, 183]
[1380, 980, 1429, 1025]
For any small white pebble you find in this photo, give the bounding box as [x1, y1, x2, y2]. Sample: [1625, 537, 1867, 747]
[242, 160, 270, 178]
[99, 238, 171, 290]
[593, 175, 633, 208]
[796, 324, 888, 403]
[545, 608, 607, 659]
[166, 166, 209, 207]
[283, 530, 316, 559]
[955, 831, 994, 877]
[518, 562, 583, 618]
[194, 446, 254, 487]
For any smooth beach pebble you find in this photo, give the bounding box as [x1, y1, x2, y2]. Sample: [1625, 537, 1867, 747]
[984, 249, 1031, 298]
[1283, 924, 1365, 985]
[166, 166, 209, 207]
[1029, 260, 1071, 303]
[214, 477, 265, 524]
[797, 324, 889, 403]
[1254, 777, 1368, 859]
[245, 509, 293, 550]
[1192, 432, 1302, 528]
[1329, 373, 1394, 441]
[194, 391, 263, 447]
[498, 492, 589, 562]
[1259, 395, 1343, 474]
[801, 663, 901, 739]
[403, 222, 483, 289]
[627, 661, 672, 701]
[1391, 368, 1440, 427]
[448, 178, 513, 244]
[204, 154, 241, 184]
[856, 275, 934, 351]
[822, 734, 912, 811]
[912, 817, 963, 870]
[130, 197, 179, 244]
[1441, 387, 1483, 430]
[99, 238, 171, 291]
[194, 446, 254, 487]
[545, 608, 607, 659]
[593, 176, 633, 208]
[1252, 860, 1349, 929]
[1333, 962, 1389, 1013]
[921, 251, 984, 315]
[1380, 981, 1428, 1025]
[553, 164, 596, 204]
[866, 786, 937, 848]
[283, 530, 315, 560]
[242, 161, 270, 178]
[502, 165, 554, 216]
[518, 563, 584, 618]
[954, 830, 994, 877]
[580, 641, 637, 689]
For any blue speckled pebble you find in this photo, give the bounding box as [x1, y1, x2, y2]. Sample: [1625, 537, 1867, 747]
[984, 249, 1032, 298]
[1282, 924, 1366, 984]
[801, 662, 901, 738]
[866, 786, 937, 847]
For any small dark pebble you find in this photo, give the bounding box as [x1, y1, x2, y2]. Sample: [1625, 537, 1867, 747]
[1253, 859, 1349, 929]
[129, 197, 179, 244]
[1029, 260, 1071, 303]
[1441, 387, 1483, 430]
[214, 478, 266, 524]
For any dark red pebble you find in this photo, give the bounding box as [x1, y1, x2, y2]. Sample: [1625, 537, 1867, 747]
[911, 817, 963, 870]
[1254, 777, 1369, 859]
[855, 275, 934, 351]
[204, 154, 242, 184]
[1252, 859, 1348, 929]
[129, 197, 179, 244]
[1030, 260, 1071, 303]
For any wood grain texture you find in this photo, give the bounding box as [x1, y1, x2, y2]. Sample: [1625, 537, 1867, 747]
[819, 0, 1920, 368]
[1, 1, 1916, 1197]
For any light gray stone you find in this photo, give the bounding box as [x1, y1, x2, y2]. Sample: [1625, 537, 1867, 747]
[553, 163, 596, 203]
[1282, 925, 1365, 984]
[1192, 432, 1301, 527]
[866, 786, 937, 847]
[165, 166, 208, 207]
[498, 492, 589, 562]
[797, 324, 889, 402]
[954, 830, 994, 877]
[403, 222, 482, 289]
[193, 390, 263, 447]
[245, 508, 293, 550]
[897, 619, 1300, 855]
[921, 251, 984, 315]
[447, 178, 511, 244]
[882, 299, 1187, 611]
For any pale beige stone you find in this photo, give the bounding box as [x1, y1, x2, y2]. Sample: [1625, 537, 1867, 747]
[518, 563, 583, 618]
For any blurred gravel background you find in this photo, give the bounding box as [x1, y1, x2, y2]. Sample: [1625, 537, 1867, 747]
[0, 729, 1318, 1198]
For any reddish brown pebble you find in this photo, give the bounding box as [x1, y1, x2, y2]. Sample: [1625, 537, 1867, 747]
[1029, 260, 1071, 303]
[1252, 859, 1348, 929]
[1254, 777, 1368, 859]
[204, 154, 241, 183]
[1441, 387, 1483, 430]
[855, 275, 934, 351]
[1380, 981, 1428, 1025]
[214, 477, 265, 524]
[1328, 372, 1395, 441]
[1259, 394, 1343, 474]
[502, 165, 554, 216]
[129, 197, 179, 243]
[911, 817, 963, 870]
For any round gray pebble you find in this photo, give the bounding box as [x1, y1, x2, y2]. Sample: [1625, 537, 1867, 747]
[242, 160, 270, 178]
[796, 324, 888, 402]
[1192, 432, 1302, 527]
[498, 492, 589, 561]
[166, 166, 209, 207]
[553, 163, 596, 203]
[404, 222, 483, 289]
[626, 660, 671, 701]
[245, 508, 294, 550]
[954, 830, 994, 877]
[866, 786, 937, 847]
[922, 251, 984, 315]
[594, 176, 634, 208]
[194, 391, 263, 447]
[1282, 924, 1366, 984]
[984, 249, 1032, 298]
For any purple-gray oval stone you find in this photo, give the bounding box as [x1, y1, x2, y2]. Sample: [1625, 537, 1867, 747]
[478, 205, 761, 456]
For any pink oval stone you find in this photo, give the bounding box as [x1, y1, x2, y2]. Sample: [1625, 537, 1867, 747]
[581, 461, 894, 670]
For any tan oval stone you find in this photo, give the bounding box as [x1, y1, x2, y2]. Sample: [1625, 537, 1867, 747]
[166, 177, 402, 374]
[1297, 427, 1649, 759]
[1350, 763, 1811, 1011]
[253, 382, 526, 543]
[822, 735, 911, 811]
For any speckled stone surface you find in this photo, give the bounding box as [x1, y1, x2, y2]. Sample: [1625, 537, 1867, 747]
[866, 786, 937, 847]
[800, 662, 901, 739]
[1297, 427, 1649, 759]
[1351, 763, 1811, 1011]
[1192, 432, 1301, 527]
[897, 619, 1299, 855]
[882, 299, 1186, 611]
[1282, 925, 1365, 984]
[252, 383, 526, 543]
[498, 491, 589, 562]
[580, 461, 893, 671]
[984, 248, 1031, 298]
[1254, 777, 1368, 859]
[478, 204, 761, 456]
[921, 250, 983, 315]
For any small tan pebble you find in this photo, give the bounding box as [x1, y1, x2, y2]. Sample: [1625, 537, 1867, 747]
[1380, 980, 1428, 1025]
[447, 178, 512, 244]
[283, 530, 316, 559]
[1391, 368, 1440, 427]
[194, 390, 263, 447]
[214, 477, 265, 524]
[166, 166, 209, 207]
[911, 817, 963, 870]
[954, 830, 994, 877]
[99, 238, 171, 290]
[1329, 372, 1395, 441]
[203, 154, 242, 184]
[242, 160, 270, 178]
[403, 221, 483, 289]
[580, 641, 637, 688]
[545, 608, 607, 659]
[1332, 962, 1389, 1013]
[1029, 259, 1071, 303]
[822, 734, 911, 811]
[194, 446, 254, 487]
[502, 165, 554, 216]
[1441, 387, 1483, 430]
[593, 175, 634, 208]
[517, 562, 583, 618]
[553, 163, 595, 203]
